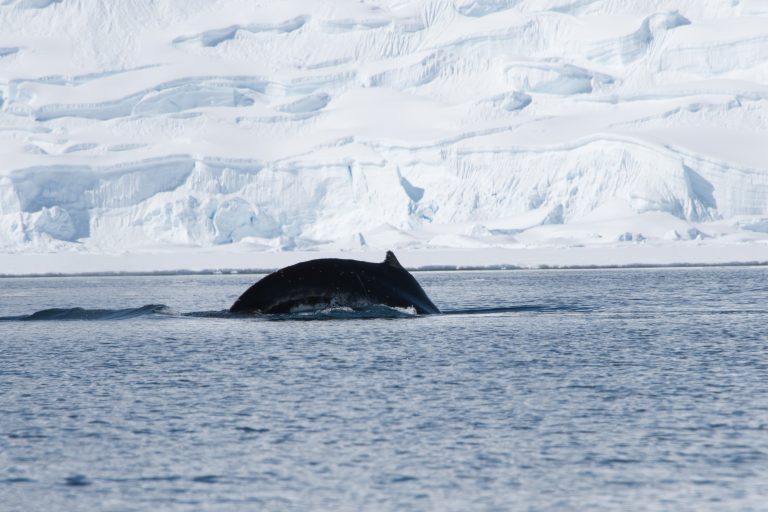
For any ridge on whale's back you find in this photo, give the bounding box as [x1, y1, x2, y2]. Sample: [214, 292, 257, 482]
[230, 251, 441, 315]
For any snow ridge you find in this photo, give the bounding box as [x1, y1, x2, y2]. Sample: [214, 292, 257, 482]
[0, 0, 766, 254]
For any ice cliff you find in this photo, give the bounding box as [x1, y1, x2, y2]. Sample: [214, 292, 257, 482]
[1, 0, 767, 253]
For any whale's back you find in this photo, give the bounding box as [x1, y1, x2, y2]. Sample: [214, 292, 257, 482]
[230, 252, 439, 314]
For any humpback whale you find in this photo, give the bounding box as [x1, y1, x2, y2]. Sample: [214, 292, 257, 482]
[230, 251, 440, 314]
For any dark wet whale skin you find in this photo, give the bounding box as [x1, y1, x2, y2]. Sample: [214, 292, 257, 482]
[230, 251, 440, 314]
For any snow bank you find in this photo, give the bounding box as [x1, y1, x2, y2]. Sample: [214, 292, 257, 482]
[0, 0, 766, 264]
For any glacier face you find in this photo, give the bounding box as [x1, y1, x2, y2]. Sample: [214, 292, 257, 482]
[0, 0, 767, 254]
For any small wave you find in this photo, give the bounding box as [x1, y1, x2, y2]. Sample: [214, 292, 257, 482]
[0, 303, 592, 322]
[180, 310, 234, 319]
[441, 304, 594, 315]
[0, 304, 415, 322]
[0, 304, 169, 321]
[235, 304, 418, 321]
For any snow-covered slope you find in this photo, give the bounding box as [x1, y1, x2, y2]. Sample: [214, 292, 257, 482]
[1, 0, 767, 257]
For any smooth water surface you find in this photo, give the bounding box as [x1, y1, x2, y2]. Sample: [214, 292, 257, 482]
[1, 268, 767, 511]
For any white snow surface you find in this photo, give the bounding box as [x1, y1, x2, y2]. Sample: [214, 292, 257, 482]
[1, 0, 767, 268]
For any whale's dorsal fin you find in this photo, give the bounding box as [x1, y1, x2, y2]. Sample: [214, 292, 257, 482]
[384, 250, 403, 269]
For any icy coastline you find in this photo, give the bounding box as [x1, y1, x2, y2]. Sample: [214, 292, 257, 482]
[1, 243, 766, 277]
[1, 0, 767, 268]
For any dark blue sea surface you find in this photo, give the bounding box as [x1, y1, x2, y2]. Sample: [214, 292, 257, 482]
[1, 268, 767, 511]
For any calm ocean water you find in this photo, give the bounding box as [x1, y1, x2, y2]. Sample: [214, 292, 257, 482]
[1, 268, 767, 511]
